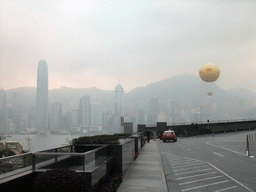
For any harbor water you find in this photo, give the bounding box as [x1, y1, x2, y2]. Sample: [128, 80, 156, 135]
[2, 134, 79, 152]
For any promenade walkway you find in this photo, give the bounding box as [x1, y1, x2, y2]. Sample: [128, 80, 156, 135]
[117, 140, 168, 192]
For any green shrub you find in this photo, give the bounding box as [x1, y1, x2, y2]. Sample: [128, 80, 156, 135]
[113, 133, 131, 137]
[0, 149, 16, 158]
[72, 134, 120, 145]
[34, 169, 86, 192]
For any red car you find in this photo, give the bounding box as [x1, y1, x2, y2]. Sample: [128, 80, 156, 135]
[162, 130, 177, 142]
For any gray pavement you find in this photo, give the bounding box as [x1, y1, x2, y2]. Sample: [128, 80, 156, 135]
[117, 140, 168, 192]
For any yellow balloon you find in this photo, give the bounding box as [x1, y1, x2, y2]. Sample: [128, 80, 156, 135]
[199, 63, 220, 82]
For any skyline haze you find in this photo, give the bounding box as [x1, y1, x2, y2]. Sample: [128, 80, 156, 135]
[1, 0, 256, 93]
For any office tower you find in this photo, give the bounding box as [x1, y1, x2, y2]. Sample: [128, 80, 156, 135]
[78, 95, 91, 125]
[147, 97, 159, 124]
[70, 109, 79, 127]
[138, 108, 145, 124]
[91, 103, 102, 125]
[51, 102, 62, 130]
[113, 84, 124, 133]
[36, 60, 48, 132]
[114, 84, 124, 116]
[0, 89, 7, 133]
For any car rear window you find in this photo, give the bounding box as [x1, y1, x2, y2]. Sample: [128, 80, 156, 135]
[164, 131, 174, 134]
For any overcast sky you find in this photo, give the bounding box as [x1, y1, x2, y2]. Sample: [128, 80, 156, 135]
[1, 0, 256, 92]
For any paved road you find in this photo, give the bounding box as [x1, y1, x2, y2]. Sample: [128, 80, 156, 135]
[159, 131, 256, 192]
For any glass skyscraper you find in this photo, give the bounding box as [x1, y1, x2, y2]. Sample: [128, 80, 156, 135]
[36, 60, 48, 132]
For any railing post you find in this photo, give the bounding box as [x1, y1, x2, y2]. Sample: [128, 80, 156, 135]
[32, 154, 35, 172]
[55, 149, 57, 162]
[83, 155, 85, 172]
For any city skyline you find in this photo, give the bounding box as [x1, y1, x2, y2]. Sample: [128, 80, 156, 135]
[1, 1, 256, 93]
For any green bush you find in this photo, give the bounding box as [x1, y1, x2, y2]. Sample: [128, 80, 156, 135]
[34, 169, 86, 192]
[0, 149, 16, 158]
[72, 134, 120, 145]
[113, 133, 132, 137]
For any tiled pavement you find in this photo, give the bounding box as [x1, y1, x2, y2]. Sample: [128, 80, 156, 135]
[117, 140, 168, 192]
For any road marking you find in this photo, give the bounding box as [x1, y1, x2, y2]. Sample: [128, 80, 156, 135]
[213, 152, 225, 157]
[168, 158, 197, 162]
[206, 142, 246, 156]
[175, 168, 212, 175]
[179, 175, 223, 185]
[176, 172, 217, 180]
[170, 160, 201, 166]
[181, 180, 230, 191]
[174, 162, 205, 168]
[214, 185, 238, 192]
[208, 163, 254, 192]
[173, 165, 208, 172]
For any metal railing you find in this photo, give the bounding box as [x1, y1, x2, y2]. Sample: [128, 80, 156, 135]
[0, 144, 109, 181]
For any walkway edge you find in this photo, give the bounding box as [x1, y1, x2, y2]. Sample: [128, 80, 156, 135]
[157, 140, 168, 192]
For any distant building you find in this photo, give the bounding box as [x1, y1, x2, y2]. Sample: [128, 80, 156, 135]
[0, 89, 7, 133]
[113, 84, 124, 133]
[51, 102, 62, 130]
[70, 109, 79, 127]
[78, 95, 91, 126]
[147, 97, 159, 125]
[36, 60, 48, 132]
[114, 84, 124, 116]
[91, 103, 102, 125]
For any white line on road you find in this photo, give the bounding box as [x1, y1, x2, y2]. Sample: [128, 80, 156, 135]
[170, 160, 201, 166]
[214, 185, 238, 192]
[175, 168, 212, 175]
[213, 152, 225, 157]
[174, 162, 205, 168]
[168, 158, 196, 163]
[206, 142, 246, 156]
[181, 180, 230, 191]
[208, 163, 254, 192]
[179, 175, 223, 185]
[173, 165, 208, 172]
[176, 172, 217, 180]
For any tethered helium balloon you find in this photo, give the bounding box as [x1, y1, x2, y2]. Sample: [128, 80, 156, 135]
[199, 63, 220, 82]
[199, 63, 220, 96]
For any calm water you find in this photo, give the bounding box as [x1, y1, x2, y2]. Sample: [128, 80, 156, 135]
[2, 135, 80, 152]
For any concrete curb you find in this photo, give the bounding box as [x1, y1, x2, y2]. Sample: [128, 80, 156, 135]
[157, 140, 168, 192]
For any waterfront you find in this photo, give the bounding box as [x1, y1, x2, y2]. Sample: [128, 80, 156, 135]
[1, 135, 79, 152]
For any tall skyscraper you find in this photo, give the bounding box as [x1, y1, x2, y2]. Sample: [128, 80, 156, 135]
[113, 84, 124, 133]
[114, 84, 124, 116]
[36, 60, 48, 132]
[78, 95, 91, 126]
[0, 89, 7, 133]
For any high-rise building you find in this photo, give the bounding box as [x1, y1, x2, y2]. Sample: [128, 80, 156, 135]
[51, 102, 62, 130]
[114, 84, 124, 116]
[78, 95, 91, 126]
[0, 89, 7, 133]
[91, 103, 102, 125]
[113, 84, 124, 133]
[147, 97, 159, 124]
[36, 60, 48, 132]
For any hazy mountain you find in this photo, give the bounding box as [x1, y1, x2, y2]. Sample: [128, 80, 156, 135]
[228, 88, 256, 103]
[5, 74, 256, 110]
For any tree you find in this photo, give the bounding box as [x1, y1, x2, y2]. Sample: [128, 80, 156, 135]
[0, 149, 15, 158]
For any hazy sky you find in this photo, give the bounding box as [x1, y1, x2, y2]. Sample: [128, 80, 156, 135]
[1, 0, 256, 92]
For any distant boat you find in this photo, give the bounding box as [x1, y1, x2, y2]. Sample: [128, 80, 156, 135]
[60, 131, 70, 135]
[37, 131, 46, 135]
[18, 131, 27, 135]
[6, 135, 12, 138]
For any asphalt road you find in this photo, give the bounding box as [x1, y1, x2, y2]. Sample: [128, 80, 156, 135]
[158, 131, 256, 192]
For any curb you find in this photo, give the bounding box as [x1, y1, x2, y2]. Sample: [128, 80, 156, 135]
[157, 140, 168, 192]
